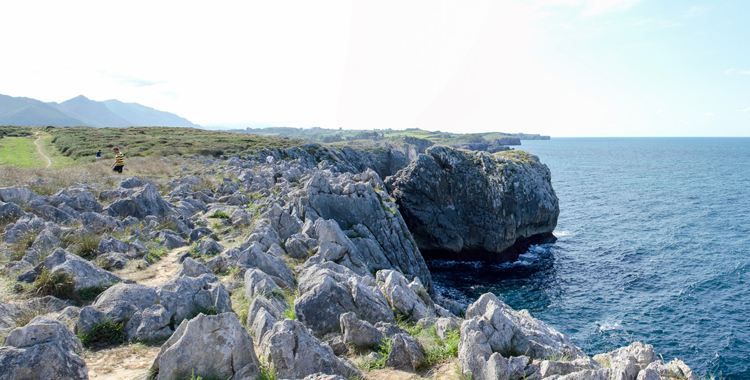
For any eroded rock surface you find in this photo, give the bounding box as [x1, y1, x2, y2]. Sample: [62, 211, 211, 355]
[386, 145, 559, 262]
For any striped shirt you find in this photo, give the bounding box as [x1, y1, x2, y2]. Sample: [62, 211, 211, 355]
[114, 153, 124, 166]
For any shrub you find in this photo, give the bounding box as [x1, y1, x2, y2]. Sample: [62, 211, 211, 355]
[77, 319, 127, 348]
[31, 269, 76, 299]
[8, 231, 39, 262]
[208, 211, 231, 220]
[61, 231, 101, 259]
[256, 361, 278, 380]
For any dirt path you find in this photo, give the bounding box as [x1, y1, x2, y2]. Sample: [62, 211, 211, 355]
[33, 132, 51, 168]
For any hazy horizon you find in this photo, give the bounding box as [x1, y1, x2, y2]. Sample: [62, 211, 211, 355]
[2, 0, 748, 137]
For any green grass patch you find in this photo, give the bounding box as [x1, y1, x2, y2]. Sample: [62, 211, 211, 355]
[61, 230, 101, 259]
[7, 231, 39, 262]
[78, 319, 127, 348]
[256, 361, 279, 380]
[208, 211, 232, 219]
[0, 136, 44, 168]
[44, 126, 300, 159]
[31, 268, 76, 299]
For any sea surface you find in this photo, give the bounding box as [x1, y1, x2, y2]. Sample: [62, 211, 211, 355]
[428, 138, 750, 379]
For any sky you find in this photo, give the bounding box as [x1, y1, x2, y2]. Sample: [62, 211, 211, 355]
[1, 0, 749, 137]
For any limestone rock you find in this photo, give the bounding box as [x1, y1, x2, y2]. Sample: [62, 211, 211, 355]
[0, 316, 88, 380]
[150, 313, 260, 380]
[385, 333, 426, 371]
[339, 312, 383, 350]
[259, 319, 361, 380]
[296, 260, 394, 335]
[385, 145, 558, 262]
[36, 248, 123, 292]
[104, 182, 174, 219]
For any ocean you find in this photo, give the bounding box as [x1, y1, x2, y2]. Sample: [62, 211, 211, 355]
[428, 138, 750, 379]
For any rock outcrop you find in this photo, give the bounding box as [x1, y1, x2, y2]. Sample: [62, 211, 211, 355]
[0, 316, 88, 380]
[150, 313, 260, 380]
[386, 145, 559, 262]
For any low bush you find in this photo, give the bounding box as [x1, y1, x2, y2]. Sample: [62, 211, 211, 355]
[77, 319, 127, 348]
[31, 269, 76, 299]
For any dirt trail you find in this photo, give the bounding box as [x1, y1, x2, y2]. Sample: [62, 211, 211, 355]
[85, 247, 185, 378]
[33, 132, 51, 168]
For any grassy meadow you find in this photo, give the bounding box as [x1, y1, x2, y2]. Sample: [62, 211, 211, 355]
[0, 136, 45, 168]
[0, 125, 300, 192]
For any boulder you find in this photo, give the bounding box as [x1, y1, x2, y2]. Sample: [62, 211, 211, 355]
[0, 201, 25, 223]
[0, 317, 88, 380]
[339, 312, 383, 350]
[150, 313, 260, 380]
[194, 237, 223, 256]
[104, 183, 174, 219]
[593, 342, 656, 380]
[385, 333, 426, 372]
[238, 243, 295, 289]
[464, 293, 581, 359]
[296, 260, 394, 335]
[35, 248, 123, 292]
[259, 319, 361, 380]
[385, 145, 559, 262]
[636, 359, 697, 380]
[0, 188, 37, 205]
[80, 212, 120, 235]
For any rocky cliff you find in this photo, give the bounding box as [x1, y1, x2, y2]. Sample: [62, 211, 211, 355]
[386, 145, 559, 262]
[0, 143, 696, 380]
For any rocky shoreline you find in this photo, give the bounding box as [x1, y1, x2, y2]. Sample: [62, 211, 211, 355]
[0, 143, 696, 379]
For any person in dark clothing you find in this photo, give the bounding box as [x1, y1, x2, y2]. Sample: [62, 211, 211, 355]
[95, 149, 102, 160]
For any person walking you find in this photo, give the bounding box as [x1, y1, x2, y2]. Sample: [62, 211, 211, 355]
[111, 148, 125, 174]
[95, 149, 102, 160]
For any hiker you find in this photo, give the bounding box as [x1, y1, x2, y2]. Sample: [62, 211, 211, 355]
[95, 149, 101, 160]
[266, 155, 274, 164]
[111, 148, 124, 174]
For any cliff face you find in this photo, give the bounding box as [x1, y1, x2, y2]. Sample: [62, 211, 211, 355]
[385, 145, 559, 262]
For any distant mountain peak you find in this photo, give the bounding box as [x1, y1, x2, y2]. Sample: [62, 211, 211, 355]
[0, 93, 198, 128]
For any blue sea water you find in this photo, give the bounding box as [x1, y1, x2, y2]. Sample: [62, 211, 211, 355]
[428, 138, 750, 379]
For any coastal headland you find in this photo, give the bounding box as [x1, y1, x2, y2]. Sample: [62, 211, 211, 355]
[0, 126, 696, 380]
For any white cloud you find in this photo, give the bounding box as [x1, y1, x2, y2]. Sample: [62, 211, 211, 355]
[683, 6, 709, 18]
[725, 68, 737, 75]
[705, 112, 714, 116]
[740, 70, 750, 75]
[736, 107, 750, 112]
[532, 0, 642, 16]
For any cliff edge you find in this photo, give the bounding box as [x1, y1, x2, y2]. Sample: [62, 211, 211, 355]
[385, 145, 559, 262]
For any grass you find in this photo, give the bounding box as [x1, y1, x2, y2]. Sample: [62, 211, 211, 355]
[282, 289, 299, 320]
[208, 211, 232, 219]
[31, 268, 76, 299]
[146, 246, 168, 263]
[44, 126, 300, 159]
[78, 319, 128, 348]
[231, 289, 251, 326]
[359, 334, 392, 371]
[256, 360, 279, 380]
[0, 136, 44, 168]
[7, 230, 39, 261]
[61, 230, 102, 259]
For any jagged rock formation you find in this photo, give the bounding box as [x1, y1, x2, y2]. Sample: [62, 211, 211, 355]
[458, 293, 695, 380]
[386, 145, 559, 262]
[0, 316, 88, 380]
[150, 313, 260, 380]
[0, 144, 698, 380]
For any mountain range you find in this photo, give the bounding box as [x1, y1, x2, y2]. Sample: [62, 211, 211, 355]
[0, 94, 199, 128]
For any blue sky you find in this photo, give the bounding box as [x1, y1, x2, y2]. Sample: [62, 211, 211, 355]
[1, 0, 748, 136]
